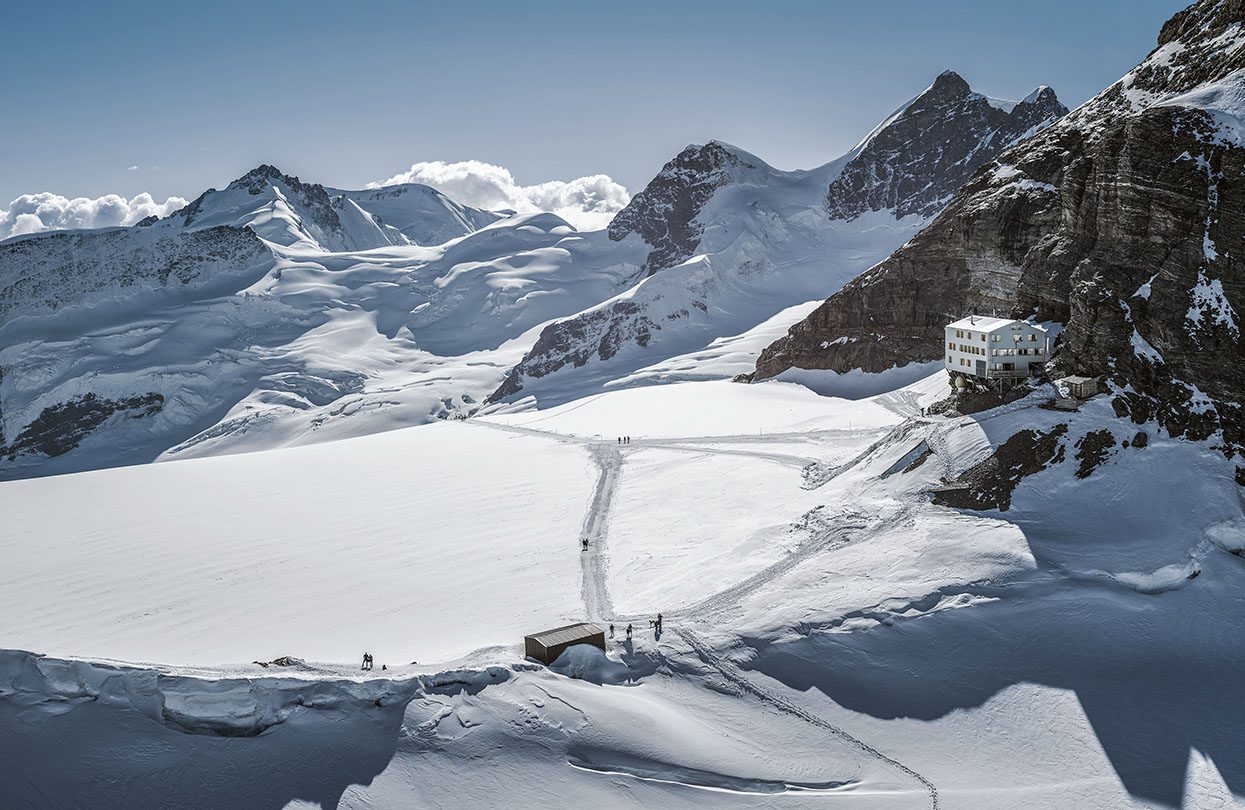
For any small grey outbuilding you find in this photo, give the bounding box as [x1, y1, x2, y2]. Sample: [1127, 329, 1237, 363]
[524, 623, 606, 665]
[1062, 375, 1103, 399]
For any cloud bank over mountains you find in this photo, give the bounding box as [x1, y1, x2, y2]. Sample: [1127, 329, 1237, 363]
[1, 158, 629, 240]
[0, 192, 188, 240]
[368, 160, 630, 230]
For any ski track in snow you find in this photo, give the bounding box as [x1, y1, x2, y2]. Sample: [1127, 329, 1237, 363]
[471, 416, 916, 625]
[632, 438, 816, 469]
[580, 442, 622, 622]
[472, 410, 942, 807]
[470, 417, 850, 623]
[672, 508, 878, 620]
[676, 627, 940, 810]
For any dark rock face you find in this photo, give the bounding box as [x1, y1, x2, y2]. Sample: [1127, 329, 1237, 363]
[0, 225, 270, 325]
[3, 392, 164, 461]
[488, 302, 658, 402]
[934, 384, 1034, 417]
[1074, 429, 1117, 478]
[606, 142, 751, 274]
[932, 424, 1068, 512]
[754, 0, 1245, 456]
[826, 71, 1067, 221]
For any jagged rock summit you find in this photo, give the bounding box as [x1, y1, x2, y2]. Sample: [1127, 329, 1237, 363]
[826, 70, 1067, 220]
[606, 141, 758, 275]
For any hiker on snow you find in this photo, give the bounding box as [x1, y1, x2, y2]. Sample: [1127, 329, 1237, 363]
[625, 623, 633, 639]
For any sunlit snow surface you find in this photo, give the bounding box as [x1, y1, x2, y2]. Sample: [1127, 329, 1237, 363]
[3, 372, 1244, 809]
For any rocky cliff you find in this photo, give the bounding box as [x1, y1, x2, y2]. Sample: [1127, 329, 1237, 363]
[753, 0, 1245, 456]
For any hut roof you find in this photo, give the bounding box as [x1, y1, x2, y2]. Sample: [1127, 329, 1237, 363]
[526, 622, 602, 648]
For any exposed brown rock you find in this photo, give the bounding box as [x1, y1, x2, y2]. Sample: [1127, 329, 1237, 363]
[932, 424, 1068, 511]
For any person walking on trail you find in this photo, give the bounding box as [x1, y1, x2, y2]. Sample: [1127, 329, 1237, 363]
[625, 623, 633, 639]
[582, 537, 589, 550]
[362, 652, 372, 670]
[609, 623, 615, 638]
[656, 612, 663, 632]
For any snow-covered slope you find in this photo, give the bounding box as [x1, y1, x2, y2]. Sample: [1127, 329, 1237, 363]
[330, 183, 501, 246]
[487, 143, 925, 406]
[3, 372, 1241, 808]
[0, 211, 648, 478]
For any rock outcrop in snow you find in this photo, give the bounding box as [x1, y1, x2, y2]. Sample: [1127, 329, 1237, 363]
[752, 0, 1245, 456]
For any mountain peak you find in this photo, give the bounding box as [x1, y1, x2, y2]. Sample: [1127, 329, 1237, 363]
[1022, 85, 1055, 105]
[228, 164, 308, 195]
[928, 69, 972, 98]
[607, 140, 756, 273]
[825, 72, 1066, 221]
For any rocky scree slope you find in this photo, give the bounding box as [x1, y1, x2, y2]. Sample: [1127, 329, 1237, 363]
[753, 0, 1245, 457]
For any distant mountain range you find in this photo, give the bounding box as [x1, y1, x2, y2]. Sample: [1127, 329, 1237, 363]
[0, 70, 1068, 479]
[5, 0, 1245, 484]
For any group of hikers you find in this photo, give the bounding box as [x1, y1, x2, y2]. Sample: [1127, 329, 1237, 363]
[617, 436, 632, 444]
[609, 613, 662, 640]
[359, 612, 665, 674]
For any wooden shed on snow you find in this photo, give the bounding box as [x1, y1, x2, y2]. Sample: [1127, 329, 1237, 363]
[524, 623, 605, 665]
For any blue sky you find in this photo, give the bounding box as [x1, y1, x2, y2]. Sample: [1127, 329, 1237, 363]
[3, 0, 1183, 206]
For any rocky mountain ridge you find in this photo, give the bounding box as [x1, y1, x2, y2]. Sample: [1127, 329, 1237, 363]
[606, 141, 755, 275]
[487, 73, 1065, 405]
[825, 70, 1067, 220]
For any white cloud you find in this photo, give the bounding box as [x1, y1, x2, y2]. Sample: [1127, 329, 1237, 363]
[0, 192, 189, 240]
[127, 165, 139, 171]
[368, 160, 630, 231]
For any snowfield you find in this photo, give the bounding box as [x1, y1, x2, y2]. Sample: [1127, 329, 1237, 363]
[3, 372, 1244, 809]
[0, 421, 594, 666]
